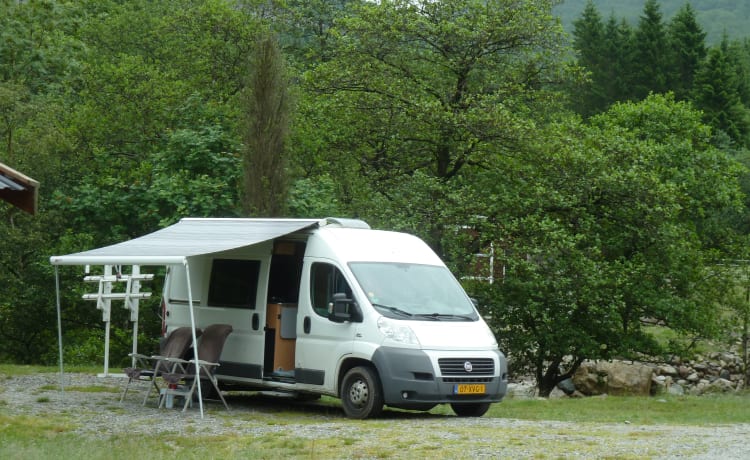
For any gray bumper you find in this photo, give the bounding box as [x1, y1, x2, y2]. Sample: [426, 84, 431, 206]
[372, 347, 508, 407]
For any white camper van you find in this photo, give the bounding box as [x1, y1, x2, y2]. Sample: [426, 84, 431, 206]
[52, 217, 507, 418]
[160, 218, 507, 418]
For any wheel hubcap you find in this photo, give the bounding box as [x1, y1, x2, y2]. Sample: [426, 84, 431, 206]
[348, 379, 369, 407]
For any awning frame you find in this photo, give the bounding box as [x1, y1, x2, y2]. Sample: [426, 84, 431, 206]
[51, 217, 339, 418]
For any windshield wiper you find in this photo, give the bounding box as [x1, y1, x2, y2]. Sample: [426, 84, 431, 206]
[414, 313, 474, 321]
[372, 303, 413, 318]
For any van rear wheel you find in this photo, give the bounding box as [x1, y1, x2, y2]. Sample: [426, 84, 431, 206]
[340, 366, 383, 419]
[451, 402, 491, 417]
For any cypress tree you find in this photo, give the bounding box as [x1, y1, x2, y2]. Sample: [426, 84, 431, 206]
[240, 34, 291, 216]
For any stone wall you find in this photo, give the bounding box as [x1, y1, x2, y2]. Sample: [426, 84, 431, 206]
[505, 350, 748, 399]
[650, 351, 746, 396]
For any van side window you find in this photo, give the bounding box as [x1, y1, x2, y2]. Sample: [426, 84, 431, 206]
[207, 259, 261, 309]
[310, 262, 352, 317]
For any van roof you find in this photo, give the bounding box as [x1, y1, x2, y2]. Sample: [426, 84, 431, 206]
[308, 227, 444, 266]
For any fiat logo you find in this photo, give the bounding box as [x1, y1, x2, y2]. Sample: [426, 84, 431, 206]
[464, 361, 473, 373]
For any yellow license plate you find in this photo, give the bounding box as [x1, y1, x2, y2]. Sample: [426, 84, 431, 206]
[454, 384, 486, 395]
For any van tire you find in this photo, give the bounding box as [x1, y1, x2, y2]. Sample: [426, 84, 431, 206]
[450, 402, 491, 417]
[340, 366, 383, 419]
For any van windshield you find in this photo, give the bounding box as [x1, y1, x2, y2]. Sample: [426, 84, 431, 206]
[349, 262, 478, 321]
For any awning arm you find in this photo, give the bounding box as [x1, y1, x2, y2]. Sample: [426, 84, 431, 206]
[185, 259, 204, 418]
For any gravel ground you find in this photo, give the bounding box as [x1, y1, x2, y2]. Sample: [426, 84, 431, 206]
[3, 372, 750, 459]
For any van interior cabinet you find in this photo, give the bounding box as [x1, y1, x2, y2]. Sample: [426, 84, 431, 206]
[265, 303, 297, 373]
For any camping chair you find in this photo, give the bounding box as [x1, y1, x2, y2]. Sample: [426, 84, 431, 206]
[159, 323, 233, 411]
[120, 326, 202, 405]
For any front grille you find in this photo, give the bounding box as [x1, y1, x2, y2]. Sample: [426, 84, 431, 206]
[438, 358, 494, 376]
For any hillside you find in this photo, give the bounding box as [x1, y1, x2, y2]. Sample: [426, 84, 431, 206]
[554, 0, 750, 44]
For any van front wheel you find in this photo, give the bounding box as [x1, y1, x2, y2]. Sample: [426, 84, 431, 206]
[340, 366, 383, 419]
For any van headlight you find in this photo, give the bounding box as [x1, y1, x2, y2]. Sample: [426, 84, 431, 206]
[377, 317, 420, 346]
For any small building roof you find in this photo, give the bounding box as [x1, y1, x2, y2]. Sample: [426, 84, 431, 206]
[0, 162, 39, 215]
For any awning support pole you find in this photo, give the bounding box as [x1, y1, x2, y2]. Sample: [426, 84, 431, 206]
[130, 265, 141, 367]
[185, 260, 204, 418]
[102, 265, 113, 376]
[55, 265, 65, 394]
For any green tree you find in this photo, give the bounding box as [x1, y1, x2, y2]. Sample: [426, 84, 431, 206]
[240, 34, 291, 217]
[1, 1, 259, 364]
[601, 15, 637, 102]
[571, 1, 608, 116]
[305, 0, 570, 241]
[632, 0, 670, 99]
[692, 37, 750, 148]
[465, 95, 744, 395]
[667, 3, 707, 101]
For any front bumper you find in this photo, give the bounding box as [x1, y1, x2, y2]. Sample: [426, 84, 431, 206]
[372, 346, 508, 407]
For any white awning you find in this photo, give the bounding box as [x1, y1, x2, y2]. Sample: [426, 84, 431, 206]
[49, 217, 322, 266]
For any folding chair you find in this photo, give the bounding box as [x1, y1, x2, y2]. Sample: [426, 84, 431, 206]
[159, 323, 233, 411]
[120, 326, 202, 405]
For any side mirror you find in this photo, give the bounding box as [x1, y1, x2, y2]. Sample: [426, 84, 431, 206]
[328, 292, 362, 323]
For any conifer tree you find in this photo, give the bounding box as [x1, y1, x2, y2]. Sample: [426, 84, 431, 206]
[667, 3, 706, 101]
[240, 34, 291, 216]
[572, 1, 607, 116]
[692, 36, 750, 148]
[603, 15, 636, 103]
[633, 0, 669, 99]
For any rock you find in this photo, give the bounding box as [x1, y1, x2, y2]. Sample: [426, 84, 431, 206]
[704, 378, 735, 394]
[686, 372, 700, 382]
[667, 383, 684, 396]
[658, 365, 678, 376]
[573, 360, 653, 396]
[556, 377, 576, 395]
[678, 366, 692, 379]
[506, 381, 536, 399]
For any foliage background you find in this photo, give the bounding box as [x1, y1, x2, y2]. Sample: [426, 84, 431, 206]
[1, 0, 750, 394]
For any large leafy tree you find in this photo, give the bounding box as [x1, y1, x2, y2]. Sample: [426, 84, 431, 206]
[60, 0, 262, 241]
[466, 95, 744, 395]
[1, 0, 258, 364]
[0, 0, 90, 363]
[304, 0, 570, 240]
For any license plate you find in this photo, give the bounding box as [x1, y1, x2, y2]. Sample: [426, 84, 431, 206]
[454, 384, 486, 395]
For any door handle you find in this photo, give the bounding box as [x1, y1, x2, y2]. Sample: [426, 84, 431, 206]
[303, 316, 311, 334]
[252, 313, 259, 330]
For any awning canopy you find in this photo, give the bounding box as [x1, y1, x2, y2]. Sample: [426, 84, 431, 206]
[0, 162, 39, 215]
[50, 218, 322, 266]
